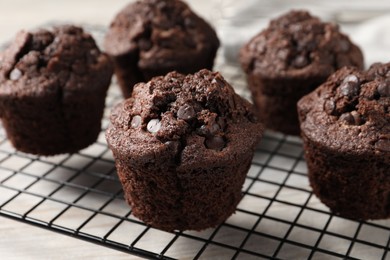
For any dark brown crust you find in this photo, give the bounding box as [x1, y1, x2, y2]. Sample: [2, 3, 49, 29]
[303, 132, 390, 220]
[240, 10, 364, 135]
[106, 69, 263, 231]
[0, 25, 113, 155]
[104, 0, 220, 98]
[116, 150, 253, 231]
[298, 63, 390, 220]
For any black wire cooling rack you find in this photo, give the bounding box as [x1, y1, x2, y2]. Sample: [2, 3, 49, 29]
[1, 26, 390, 260]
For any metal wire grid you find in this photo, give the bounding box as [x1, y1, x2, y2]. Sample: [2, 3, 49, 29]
[1, 29, 390, 260]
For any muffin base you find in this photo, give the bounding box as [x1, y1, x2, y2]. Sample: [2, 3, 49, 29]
[114, 153, 253, 232]
[1, 89, 107, 156]
[302, 133, 390, 220]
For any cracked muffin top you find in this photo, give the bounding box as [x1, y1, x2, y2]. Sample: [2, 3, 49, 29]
[104, 0, 219, 70]
[298, 63, 390, 156]
[0, 25, 112, 98]
[106, 69, 263, 169]
[240, 10, 364, 80]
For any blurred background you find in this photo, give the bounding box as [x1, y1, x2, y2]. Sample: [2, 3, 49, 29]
[1, 0, 390, 66]
[0, 0, 390, 65]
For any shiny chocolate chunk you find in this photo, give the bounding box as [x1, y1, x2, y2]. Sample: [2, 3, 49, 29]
[177, 103, 195, 120]
[343, 74, 359, 83]
[339, 111, 363, 125]
[339, 112, 355, 125]
[147, 119, 161, 133]
[292, 54, 309, 68]
[377, 81, 390, 97]
[375, 66, 388, 77]
[246, 113, 258, 123]
[340, 75, 360, 97]
[324, 99, 335, 115]
[205, 136, 225, 151]
[9, 68, 22, 80]
[131, 115, 142, 128]
[197, 125, 209, 136]
[350, 111, 363, 125]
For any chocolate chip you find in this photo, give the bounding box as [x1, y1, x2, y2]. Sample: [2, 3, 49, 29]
[350, 111, 363, 125]
[340, 75, 360, 97]
[131, 115, 142, 128]
[147, 119, 161, 133]
[324, 100, 335, 115]
[197, 125, 209, 136]
[9, 68, 22, 80]
[375, 66, 388, 77]
[340, 111, 363, 125]
[198, 118, 224, 137]
[343, 74, 359, 83]
[339, 112, 355, 125]
[292, 55, 309, 68]
[375, 139, 390, 152]
[205, 136, 225, 151]
[377, 81, 390, 97]
[246, 113, 257, 123]
[212, 75, 225, 88]
[177, 104, 195, 120]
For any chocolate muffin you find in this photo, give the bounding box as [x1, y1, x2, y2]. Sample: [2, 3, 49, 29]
[298, 64, 390, 220]
[0, 25, 113, 155]
[240, 10, 364, 135]
[106, 69, 263, 231]
[104, 0, 220, 98]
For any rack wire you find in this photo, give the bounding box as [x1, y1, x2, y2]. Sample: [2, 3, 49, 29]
[1, 25, 390, 260]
